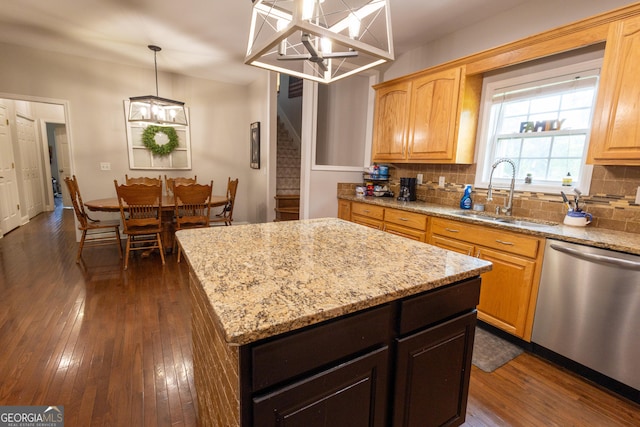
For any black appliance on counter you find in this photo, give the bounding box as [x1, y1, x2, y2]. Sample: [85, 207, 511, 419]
[398, 178, 417, 201]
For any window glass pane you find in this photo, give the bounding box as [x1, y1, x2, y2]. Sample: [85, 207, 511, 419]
[561, 108, 592, 129]
[503, 100, 529, 117]
[519, 159, 549, 180]
[561, 88, 595, 109]
[521, 137, 551, 157]
[549, 159, 581, 181]
[495, 138, 522, 158]
[501, 115, 528, 134]
[530, 95, 560, 114]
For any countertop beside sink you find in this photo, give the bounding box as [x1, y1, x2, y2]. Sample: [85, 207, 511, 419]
[339, 195, 640, 256]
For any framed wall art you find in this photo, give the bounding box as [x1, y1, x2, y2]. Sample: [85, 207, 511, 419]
[250, 121, 260, 169]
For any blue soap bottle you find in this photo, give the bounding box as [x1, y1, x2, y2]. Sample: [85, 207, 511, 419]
[460, 185, 473, 209]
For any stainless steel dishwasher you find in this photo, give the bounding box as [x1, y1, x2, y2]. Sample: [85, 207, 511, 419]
[532, 239, 640, 390]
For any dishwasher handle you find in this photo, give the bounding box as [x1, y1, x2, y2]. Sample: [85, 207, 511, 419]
[550, 243, 640, 271]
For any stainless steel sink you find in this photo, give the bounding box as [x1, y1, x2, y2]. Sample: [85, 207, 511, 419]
[454, 211, 552, 228]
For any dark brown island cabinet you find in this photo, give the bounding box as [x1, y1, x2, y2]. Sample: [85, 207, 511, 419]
[179, 219, 491, 427]
[194, 276, 480, 427]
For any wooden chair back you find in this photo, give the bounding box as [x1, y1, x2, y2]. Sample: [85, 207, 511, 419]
[125, 174, 162, 186]
[211, 177, 238, 226]
[173, 181, 213, 262]
[65, 174, 90, 228]
[65, 175, 123, 262]
[114, 180, 165, 269]
[165, 175, 198, 196]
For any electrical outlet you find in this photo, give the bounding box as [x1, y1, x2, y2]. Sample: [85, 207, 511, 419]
[636, 186, 640, 205]
[438, 176, 445, 187]
[100, 162, 111, 171]
[416, 174, 423, 185]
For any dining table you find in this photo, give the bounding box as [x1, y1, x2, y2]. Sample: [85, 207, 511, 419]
[85, 194, 229, 253]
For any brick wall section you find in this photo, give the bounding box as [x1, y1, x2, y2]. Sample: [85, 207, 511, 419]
[342, 164, 640, 234]
[190, 271, 240, 427]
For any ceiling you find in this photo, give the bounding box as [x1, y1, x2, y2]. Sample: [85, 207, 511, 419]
[0, 0, 529, 85]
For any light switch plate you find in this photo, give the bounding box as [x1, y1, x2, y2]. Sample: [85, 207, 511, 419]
[636, 186, 640, 204]
[417, 174, 423, 185]
[100, 162, 111, 171]
[438, 176, 445, 187]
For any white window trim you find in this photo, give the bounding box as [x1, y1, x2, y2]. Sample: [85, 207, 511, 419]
[474, 57, 603, 196]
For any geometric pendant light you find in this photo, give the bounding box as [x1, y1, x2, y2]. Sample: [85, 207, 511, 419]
[128, 45, 188, 126]
[245, 0, 394, 84]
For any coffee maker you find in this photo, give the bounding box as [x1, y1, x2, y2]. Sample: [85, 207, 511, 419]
[398, 178, 417, 201]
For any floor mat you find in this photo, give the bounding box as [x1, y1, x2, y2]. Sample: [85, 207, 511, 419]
[472, 327, 524, 373]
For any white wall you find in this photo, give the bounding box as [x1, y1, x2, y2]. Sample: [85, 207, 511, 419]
[384, 0, 638, 81]
[0, 42, 268, 224]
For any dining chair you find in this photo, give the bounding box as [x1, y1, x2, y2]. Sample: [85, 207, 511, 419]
[125, 174, 162, 186]
[210, 177, 238, 226]
[64, 175, 123, 263]
[173, 181, 213, 262]
[164, 175, 198, 196]
[114, 180, 165, 270]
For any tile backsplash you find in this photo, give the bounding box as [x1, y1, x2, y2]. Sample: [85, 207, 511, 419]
[341, 164, 640, 234]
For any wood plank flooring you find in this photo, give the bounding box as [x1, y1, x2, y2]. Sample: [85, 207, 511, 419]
[1, 205, 639, 426]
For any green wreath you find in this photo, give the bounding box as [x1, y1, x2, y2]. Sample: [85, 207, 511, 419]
[142, 125, 179, 156]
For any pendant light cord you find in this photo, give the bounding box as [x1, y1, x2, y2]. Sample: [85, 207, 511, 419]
[153, 49, 159, 97]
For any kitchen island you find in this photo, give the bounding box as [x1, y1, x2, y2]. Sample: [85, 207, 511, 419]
[176, 218, 492, 427]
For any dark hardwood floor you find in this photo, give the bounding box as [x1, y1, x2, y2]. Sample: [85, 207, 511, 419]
[1, 205, 639, 426]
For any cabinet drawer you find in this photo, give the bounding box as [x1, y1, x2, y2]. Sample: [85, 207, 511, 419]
[251, 305, 392, 391]
[399, 277, 480, 335]
[385, 223, 426, 242]
[351, 202, 384, 220]
[385, 208, 427, 231]
[431, 218, 540, 259]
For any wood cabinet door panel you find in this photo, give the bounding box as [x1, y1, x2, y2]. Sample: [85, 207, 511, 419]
[384, 223, 426, 242]
[253, 347, 389, 427]
[337, 199, 351, 220]
[588, 16, 640, 165]
[393, 312, 476, 427]
[430, 235, 475, 257]
[475, 247, 536, 338]
[384, 208, 428, 230]
[408, 67, 461, 161]
[372, 81, 411, 161]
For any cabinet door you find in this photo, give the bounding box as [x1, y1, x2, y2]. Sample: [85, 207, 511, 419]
[253, 347, 389, 427]
[407, 67, 462, 161]
[337, 199, 351, 220]
[393, 312, 476, 427]
[588, 16, 640, 165]
[475, 246, 536, 338]
[430, 235, 475, 257]
[372, 81, 412, 161]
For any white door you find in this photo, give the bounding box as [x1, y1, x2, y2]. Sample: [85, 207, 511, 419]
[0, 104, 21, 234]
[54, 124, 72, 207]
[17, 114, 44, 218]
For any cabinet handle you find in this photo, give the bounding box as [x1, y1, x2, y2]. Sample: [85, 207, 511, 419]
[445, 228, 460, 233]
[363, 209, 370, 213]
[467, 249, 472, 256]
[476, 250, 482, 258]
[496, 239, 514, 246]
[399, 217, 409, 221]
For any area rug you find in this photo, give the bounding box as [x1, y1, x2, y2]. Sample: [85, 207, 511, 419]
[472, 327, 524, 373]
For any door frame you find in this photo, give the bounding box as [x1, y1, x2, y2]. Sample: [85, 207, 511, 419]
[0, 92, 74, 213]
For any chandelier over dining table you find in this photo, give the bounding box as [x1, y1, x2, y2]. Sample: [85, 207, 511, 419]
[245, 0, 394, 84]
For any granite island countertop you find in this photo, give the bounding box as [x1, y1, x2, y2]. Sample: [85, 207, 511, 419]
[176, 218, 492, 346]
[340, 195, 640, 255]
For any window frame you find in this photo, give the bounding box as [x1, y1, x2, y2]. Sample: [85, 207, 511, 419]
[474, 57, 603, 195]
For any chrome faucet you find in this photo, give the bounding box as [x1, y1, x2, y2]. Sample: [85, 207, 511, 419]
[487, 158, 516, 216]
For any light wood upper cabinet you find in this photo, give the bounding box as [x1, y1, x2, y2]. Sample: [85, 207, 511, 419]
[371, 81, 411, 161]
[588, 15, 640, 165]
[372, 66, 481, 164]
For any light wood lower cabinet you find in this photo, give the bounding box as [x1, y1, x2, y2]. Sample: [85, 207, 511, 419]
[337, 199, 352, 221]
[430, 217, 544, 341]
[349, 201, 428, 242]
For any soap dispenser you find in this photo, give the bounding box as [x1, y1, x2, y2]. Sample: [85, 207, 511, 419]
[460, 185, 473, 209]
